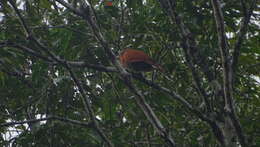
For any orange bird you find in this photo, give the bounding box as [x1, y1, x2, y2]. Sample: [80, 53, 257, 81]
[119, 48, 164, 72]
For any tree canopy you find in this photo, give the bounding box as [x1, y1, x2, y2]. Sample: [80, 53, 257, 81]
[0, 0, 259, 146]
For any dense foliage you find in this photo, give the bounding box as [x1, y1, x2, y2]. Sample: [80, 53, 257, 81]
[0, 0, 259, 146]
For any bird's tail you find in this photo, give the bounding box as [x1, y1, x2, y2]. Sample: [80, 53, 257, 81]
[153, 63, 164, 72]
[146, 58, 165, 72]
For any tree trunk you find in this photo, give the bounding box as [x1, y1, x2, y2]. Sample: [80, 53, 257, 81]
[216, 116, 238, 147]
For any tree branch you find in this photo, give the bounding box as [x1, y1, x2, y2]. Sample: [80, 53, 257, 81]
[7, 0, 31, 37]
[158, 0, 215, 81]
[0, 41, 53, 62]
[182, 45, 211, 111]
[232, 0, 257, 73]
[211, 0, 249, 146]
[7, 1, 113, 146]
[132, 73, 211, 122]
[55, 0, 124, 73]
[122, 77, 176, 146]
[0, 66, 33, 89]
[133, 69, 225, 145]
[49, 0, 83, 16]
[211, 0, 232, 111]
[55, 0, 176, 146]
[65, 63, 114, 147]
[7, 0, 64, 65]
[0, 41, 117, 72]
[0, 115, 91, 128]
[158, 0, 212, 112]
[228, 1, 257, 146]
[66, 61, 117, 72]
[240, 0, 248, 17]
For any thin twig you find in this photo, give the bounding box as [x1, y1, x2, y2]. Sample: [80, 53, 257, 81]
[158, 0, 214, 80]
[65, 63, 114, 147]
[116, 1, 125, 50]
[8, 1, 113, 146]
[131, 73, 210, 122]
[7, 0, 31, 37]
[0, 41, 53, 62]
[229, 1, 257, 146]
[232, 0, 257, 73]
[122, 76, 176, 146]
[0, 67, 33, 88]
[132, 73, 227, 145]
[66, 61, 117, 72]
[32, 25, 89, 36]
[158, 0, 212, 112]
[0, 42, 117, 72]
[49, 0, 83, 16]
[211, 0, 232, 112]
[0, 115, 91, 128]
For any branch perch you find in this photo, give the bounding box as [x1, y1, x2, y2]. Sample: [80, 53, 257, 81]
[55, 0, 176, 146]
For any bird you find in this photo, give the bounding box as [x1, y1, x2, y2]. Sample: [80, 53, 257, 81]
[119, 48, 164, 72]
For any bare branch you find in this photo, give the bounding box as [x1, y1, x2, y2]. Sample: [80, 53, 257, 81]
[8, 0, 63, 64]
[211, 0, 230, 55]
[122, 76, 176, 146]
[230, 5, 257, 144]
[7, 0, 31, 37]
[0, 41, 53, 62]
[232, 0, 257, 73]
[66, 61, 117, 72]
[55, 0, 176, 145]
[31, 25, 88, 36]
[0, 41, 117, 72]
[211, 0, 233, 111]
[158, 0, 212, 112]
[182, 47, 211, 111]
[49, 0, 83, 16]
[240, 0, 248, 16]
[211, 0, 250, 146]
[0, 115, 91, 128]
[65, 63, 114, 147]
[7, 1, 113, 146]
[132, 73, 211, 122]
[55, 0, 125, 73]
[158, 0, 214, 80]
[0, 66, 33, 88]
